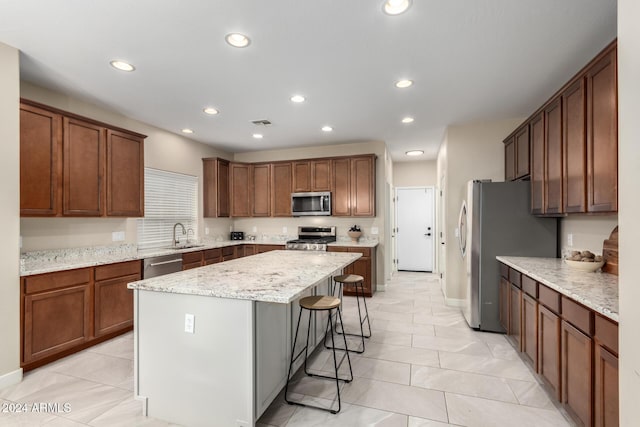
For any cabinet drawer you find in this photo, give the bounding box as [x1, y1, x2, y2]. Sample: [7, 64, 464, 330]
[328, 246, 349, 252]
[538, 285, 560, 313]
[562, 296, 593, 335]
[348, 247, 371, 257]
[95, 260, 141, 281]
[595, 314, 618, 355]
[204, 248, 222, 260]
[24, 268, 92, 294]
[522, 275, 537, 297]
[500, 263, 509, 279]
[182, 251, 203, 264]
[509, 268, 521, 287]
[222, 246, 235, 257]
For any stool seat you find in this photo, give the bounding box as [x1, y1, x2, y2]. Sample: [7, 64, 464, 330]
[300, 295, 341, 310]
[333, 274, 364, 284]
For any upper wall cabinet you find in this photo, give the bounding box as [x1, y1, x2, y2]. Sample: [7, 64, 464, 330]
[251, 163, 271, 217]
[292, 160, 331, 192]
[230, 162, 251, 217]
[331, 155, 376, 217]
[271, 162, 292, 217]
[503, 40, 618, 216]
[20, 100, 146, 218]
[203, 158, 230, 218]
[503, 126, 530, 182]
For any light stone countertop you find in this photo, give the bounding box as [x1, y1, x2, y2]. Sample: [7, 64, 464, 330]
[327, 241, 379, 248]
[497, 256, 618, 322]
[127, 250, 361, 303]
[20, 239, 378, 277]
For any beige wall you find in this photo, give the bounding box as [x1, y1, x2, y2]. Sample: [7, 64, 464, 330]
[618, 0, 640, 423]
[234, 141, 391, 287]
[0, 42, 21, 386]
[559, 215, 618, 256]
[437, 118, 523, 302]
[392, 160, 437, 187]
[19, 82, 233, 251]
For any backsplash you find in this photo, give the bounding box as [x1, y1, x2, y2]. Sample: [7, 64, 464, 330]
[559, 215, 618, 257]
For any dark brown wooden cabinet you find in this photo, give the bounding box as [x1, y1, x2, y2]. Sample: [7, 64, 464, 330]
[515, 126, 530, 179]
[271, 162, 292, 217]
[544, 98, 563, 215]
[230, 163, 251, 217]
[293, 160, 331, 192]
[562, 79, 587, 213]
[63, 117, 105, 216]
[94, 261, 139, 337]
[331, 155, 375, 217]
[561, 320, 593, 427]
[292, 161, 311, 192]
[504, 137, 516, 181]
[530, 114, 545, 214]
[20, 99, 145, 218]
[106, 130, 144, 217]
[243, 245, 257, 256]
[594, 314, 619, 427]
[586, 48, 618, 213]
[20, 103, 62, 216]
[508, 284, 522, 351]
[251, 164, 271, 217]
[204, 248, 222, 265]
[256, 244, 284, 253]
[203, 158, 230, 218]
[522, 292, 538, 370]
[182, 251, 204, 270]
[331, 158, 351, 216]
[499, 277, 510, 332]
[538, 304, 562, 400]
[328, 246, 377, 297]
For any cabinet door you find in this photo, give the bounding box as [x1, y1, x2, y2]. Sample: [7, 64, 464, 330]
[243, 245, 256, 256]
[251, 164, 271, 217]
[95, 273, 137, 337]
[586, 49, 617, 213]
[561, 320, 593, 427]
[504, 138, 516, 181]
[544, 98, 563, 215]
[203, 158, 230, 218]
[292, 161, 311, 192]
[230, 163, 251, 217]
[20, 103, 62, 216]
[23, 284, 91, 363]
[530, 114, 545, 214]
[515, 126, 530, 179]
[538, 305, 561, 400]
[349, 257, 372, 296]
[217, 159, 230, 217]
[331, 158, 351, 216]
[522, 293, 538, 370]
[63, 117, 105, 216]
[311, 160, 331, 191]
[271, 162, 292, 217]
[106, 130, 144, 217]
[499, 277, 510, 332]
[594, 344, 619, 427]
[351, 156, 375, 217]
[508, 284, 522, 351]
[562, 79, 587, 213]
[182, 251, 203, 270]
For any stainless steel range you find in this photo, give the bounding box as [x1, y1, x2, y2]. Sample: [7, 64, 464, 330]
[285, 226, 336, 251]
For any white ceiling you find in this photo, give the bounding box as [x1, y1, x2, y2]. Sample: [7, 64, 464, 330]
[0, 0, 617, 161]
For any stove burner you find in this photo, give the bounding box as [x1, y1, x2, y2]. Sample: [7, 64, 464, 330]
[286, 226, 336, 251]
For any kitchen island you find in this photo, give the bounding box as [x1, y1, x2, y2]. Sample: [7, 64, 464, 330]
[127, 250, 361, 427]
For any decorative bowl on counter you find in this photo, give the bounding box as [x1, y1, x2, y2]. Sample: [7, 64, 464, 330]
[565, 259, 605, 272]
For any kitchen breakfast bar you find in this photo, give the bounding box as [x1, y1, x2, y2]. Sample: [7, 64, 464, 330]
[127, 250, 361, 427]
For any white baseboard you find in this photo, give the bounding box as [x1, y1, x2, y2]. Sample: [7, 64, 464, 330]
[445, 297, 465, 308]
[135, 395, 148, 416]
[0, 368, 23, 391]
[377, 283, 387, 292]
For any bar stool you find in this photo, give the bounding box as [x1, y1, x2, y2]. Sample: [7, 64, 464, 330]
[325, 274, 372, 354]
[284, 295, 353, 414]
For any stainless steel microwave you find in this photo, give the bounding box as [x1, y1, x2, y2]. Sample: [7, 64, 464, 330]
[291, 192, 331, 216]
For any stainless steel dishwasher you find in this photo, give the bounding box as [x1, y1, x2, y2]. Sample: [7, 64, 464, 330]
[143, 253, 183, 278]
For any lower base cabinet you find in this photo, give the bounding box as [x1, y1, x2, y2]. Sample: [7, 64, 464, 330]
[508, 284, 522, 350]
[561, 320, 593, 427]
[538, 304, 562, 400]
[521, 293, 538, 370]
[499, 277, 509, 332]
[327, 246, 377, 297]
[594, 345, 619, 427]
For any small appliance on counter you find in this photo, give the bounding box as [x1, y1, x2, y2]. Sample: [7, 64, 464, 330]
[230, 231, 244, 240]
[286, 226, 336, 251]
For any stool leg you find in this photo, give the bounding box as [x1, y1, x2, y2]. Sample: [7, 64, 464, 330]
[360, 283, 372, 338]
[335, 306, 354, 382]
[284, 308, 304, 405]
[354, 282, 366, 353]
[302, 308, 313, 376]
[328, 310, 341, 414]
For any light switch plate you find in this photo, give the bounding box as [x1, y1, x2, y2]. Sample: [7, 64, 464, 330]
[184, 314, 195, 334]
[371, 227, 379, 235]
[567, 233, 573, 247]
[205, 227, 210, 235]
[282, 226, 287, 234]
[252, 226, 257, 232]
[112, 231, 125, 242]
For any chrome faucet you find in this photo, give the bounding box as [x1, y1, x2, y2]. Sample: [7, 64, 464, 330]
[173, 223, 186, 247]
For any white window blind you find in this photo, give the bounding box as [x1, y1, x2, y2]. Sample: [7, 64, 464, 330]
[137, 168, 198, 250]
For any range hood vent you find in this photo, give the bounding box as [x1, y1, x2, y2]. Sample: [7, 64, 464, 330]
[251, 119, 272, 126]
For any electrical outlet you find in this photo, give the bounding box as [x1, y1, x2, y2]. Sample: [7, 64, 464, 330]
[184, 314, 195, 334]
[112, 231, 125, 242]
[205, 227, 210, 235]
[252, 226, 257, 233]
[282, 226, 287, 234]
[567, 233, 574, 247]
[371, 227, 379, 235]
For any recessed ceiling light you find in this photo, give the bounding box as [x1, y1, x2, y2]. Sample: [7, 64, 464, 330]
[110, 60, 135, 72]
[225, 33, 251, 48]
[395, 79, 413, 88]
[290, 95, 306, 103]
[321, 126, 333, 132]
[402, 117, 414, 124]
[203, 107, 219, 115]
[406, 150, 424, 156]
[253, 133, 263, 139]
[383, 0, 412, 15]
[181, 128, 194, 134]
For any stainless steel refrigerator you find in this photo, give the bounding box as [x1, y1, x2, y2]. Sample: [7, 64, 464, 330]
[458, 180, 557, 332]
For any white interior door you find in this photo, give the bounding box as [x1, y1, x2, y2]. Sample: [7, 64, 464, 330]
[396, 187, 435, 272]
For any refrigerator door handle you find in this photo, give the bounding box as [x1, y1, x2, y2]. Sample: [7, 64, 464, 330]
[458, 200, 467, 258]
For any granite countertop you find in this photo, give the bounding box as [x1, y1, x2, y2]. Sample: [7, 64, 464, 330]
[20, 239, 378, 277]
[497, 256, 618, 322]
[127, 250, 361, 303]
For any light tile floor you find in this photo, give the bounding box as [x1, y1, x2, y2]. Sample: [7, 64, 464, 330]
[0, 272, 575, 426]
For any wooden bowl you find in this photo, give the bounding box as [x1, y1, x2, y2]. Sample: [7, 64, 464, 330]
[565, 259, 605, 272]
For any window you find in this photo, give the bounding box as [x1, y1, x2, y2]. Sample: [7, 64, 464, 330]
[137, 168, 198, 250]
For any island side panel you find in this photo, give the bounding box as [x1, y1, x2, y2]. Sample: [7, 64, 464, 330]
[135, 290, 255, 427]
